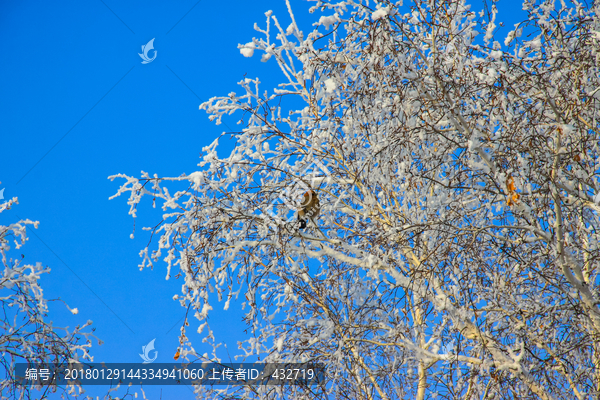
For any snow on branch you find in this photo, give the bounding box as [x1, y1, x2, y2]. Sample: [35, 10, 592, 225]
[112, 0, 600, 398]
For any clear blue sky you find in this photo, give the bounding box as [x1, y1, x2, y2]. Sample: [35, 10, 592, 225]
[1, 0, 525, 398]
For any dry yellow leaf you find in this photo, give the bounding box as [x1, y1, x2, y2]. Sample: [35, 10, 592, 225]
[505, 175, 519, 206]
[506, 175, 516, 193]
[507, 192, 520, 206]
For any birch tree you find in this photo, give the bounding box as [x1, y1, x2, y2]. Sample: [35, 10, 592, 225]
[111, 0, 600, 398]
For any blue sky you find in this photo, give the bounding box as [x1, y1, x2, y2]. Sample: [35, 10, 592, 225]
[1, 0, 526, 398]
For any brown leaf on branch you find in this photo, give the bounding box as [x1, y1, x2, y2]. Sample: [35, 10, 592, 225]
[506, 175, 519, 206]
